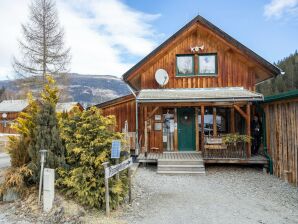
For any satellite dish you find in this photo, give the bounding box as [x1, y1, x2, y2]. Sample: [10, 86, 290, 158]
[2, 113, 7, 119]
[155, 69, 169, 86]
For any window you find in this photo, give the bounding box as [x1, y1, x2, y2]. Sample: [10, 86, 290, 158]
[198, 53, 217, 76]
[198, 107, 229, 136]
[176, 55, 194, 76]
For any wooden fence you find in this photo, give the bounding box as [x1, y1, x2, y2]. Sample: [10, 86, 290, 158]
[263, 90, 298, 187]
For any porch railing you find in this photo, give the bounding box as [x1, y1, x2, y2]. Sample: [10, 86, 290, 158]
[203, 137, 246, 159]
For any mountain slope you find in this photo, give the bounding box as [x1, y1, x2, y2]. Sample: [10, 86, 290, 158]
[0, 73, 131, 107]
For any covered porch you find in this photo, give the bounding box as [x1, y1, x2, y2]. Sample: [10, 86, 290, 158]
[137, 87, 265, 162]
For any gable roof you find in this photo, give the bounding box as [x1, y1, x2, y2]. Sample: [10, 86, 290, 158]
[122, 15, 282, 82]
[0, 100, 29, 113]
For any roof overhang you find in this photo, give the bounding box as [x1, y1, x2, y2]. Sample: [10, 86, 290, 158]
[136, 87, 264, 103]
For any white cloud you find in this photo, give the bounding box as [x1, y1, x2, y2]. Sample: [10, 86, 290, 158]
[264, 0, 298, 19]
[0, 0, 161, 80]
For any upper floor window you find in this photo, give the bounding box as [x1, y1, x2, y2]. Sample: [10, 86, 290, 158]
[176, 54, 194, 76]
[176, 53, 218, 77]
[198, 53, 217, 76]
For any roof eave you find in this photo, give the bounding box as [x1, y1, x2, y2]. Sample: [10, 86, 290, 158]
[137, 97, 263, 103]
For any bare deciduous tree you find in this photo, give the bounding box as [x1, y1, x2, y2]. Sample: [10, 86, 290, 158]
[13, 0, 71, 87]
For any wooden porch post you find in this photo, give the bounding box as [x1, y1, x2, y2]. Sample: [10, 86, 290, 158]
[213, 107, 217, 137]
[200, 105, 205, 152]
[144, 106, 148, 153]
[174, 108, 178, 151]
[230, 107, 235, 133]
[246, 103, 251, 158]
[195, 107, 199, 151]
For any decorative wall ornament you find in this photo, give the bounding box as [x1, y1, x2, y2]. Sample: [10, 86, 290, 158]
[190, 44, 204, 53]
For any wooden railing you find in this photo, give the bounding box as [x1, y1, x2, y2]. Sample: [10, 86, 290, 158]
[203, 137, 246, 159]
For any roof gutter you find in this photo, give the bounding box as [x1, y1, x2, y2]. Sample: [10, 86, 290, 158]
[125, 81, 139, 155]
[137, 97, 264, 103]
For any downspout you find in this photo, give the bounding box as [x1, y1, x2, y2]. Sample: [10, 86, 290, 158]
[256, 103, 273, 174]
[125, 82, 139, 156]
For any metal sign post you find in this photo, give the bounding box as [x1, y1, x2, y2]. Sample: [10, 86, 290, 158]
[38, 149, 47, 204]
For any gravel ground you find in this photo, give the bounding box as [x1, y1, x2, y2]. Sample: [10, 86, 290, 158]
[121, 165, 298, 224]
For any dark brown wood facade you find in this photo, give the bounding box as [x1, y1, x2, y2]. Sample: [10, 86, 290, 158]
[263, 93, 298, 186]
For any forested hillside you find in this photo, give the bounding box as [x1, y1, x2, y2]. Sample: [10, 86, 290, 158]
[257, 51, 298, 96]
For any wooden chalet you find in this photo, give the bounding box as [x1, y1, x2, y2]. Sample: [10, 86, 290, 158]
[96, 15, 281, 170]
[0, 99, 30, 134]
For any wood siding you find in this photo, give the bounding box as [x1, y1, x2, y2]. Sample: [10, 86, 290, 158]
[100, 97, 136, 133]
[131, 24, 257, 90]
[264, 100, 298, 186]
[0, 112, 19, 134]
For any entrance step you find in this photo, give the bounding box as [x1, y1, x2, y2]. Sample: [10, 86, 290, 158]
[158, 159, 204, 166]
[157, 152, 205, 175]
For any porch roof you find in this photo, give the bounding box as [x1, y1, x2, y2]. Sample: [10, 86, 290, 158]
[136, 87, 263, 103]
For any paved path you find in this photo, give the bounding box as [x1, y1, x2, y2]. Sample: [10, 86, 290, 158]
[122, 166, 298, 224]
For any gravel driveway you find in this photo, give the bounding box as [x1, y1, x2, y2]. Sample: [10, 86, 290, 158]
[121, 166, 298, 224]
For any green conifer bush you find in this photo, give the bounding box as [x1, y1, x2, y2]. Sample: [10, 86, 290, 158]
[57, 107, 128, 209]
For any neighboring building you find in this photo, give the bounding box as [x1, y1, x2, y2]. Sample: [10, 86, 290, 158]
[56, 102, 84, 113]
[95, 16, 281, 168]
[0, 99, 30, 134]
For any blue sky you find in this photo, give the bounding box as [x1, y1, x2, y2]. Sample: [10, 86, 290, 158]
[0, 0, 297, 80]
[124, 0, 298, 64]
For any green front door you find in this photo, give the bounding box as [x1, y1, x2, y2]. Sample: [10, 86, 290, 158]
[177, 108, 195, 151]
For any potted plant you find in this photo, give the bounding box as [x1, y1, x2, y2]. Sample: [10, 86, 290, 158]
[222, 134, 252, 158]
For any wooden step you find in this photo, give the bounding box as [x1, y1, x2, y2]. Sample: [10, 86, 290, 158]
[157, 170, 206, 174]
[158, 159, 204, 166]
[158, 165, 205, 172]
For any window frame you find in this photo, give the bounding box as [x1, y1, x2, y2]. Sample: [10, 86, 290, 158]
[176, 54, 195, 77]
[197, 53, 218, 76]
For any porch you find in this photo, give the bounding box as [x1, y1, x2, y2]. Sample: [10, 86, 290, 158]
[138, 152, 268, 166]
[137, 88, 263, 159]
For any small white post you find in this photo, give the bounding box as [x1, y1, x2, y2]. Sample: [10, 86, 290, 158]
[43, 168, 55, 212]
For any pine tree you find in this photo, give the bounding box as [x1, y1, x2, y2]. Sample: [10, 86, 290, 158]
[13, 0, 71, 88]
[27, 75, 65, 183]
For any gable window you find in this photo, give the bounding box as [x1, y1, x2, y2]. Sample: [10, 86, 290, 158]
[176, 54, 194, 76]
[198, 53, 218, 76]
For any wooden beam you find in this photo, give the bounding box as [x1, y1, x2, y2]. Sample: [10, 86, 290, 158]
[200, 105, 205, 153]
[230, 107, 235, 133]
[246, 104, 251, 158]
[213, 107, 217, 136]
[234, 105, 248, 120]
[195, 108, 199, 151]
[146, 106, 159, 120]
[144, 106, 148, 153]
[174, 108, 178, 151]
[144, 120, 148, 153]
